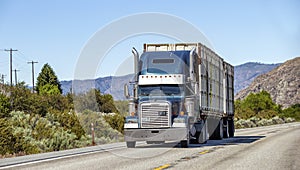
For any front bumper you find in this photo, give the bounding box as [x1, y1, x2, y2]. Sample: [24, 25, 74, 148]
[124, 127, 188, 142]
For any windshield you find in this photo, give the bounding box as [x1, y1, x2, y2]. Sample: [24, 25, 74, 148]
[138, 85, 184, 96]
[139, 51, 190, 75]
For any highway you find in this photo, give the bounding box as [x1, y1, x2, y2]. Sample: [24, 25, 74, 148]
[1, 122, 299, 170]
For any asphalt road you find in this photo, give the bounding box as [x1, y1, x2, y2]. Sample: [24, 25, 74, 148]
[2, 122, 300, 170]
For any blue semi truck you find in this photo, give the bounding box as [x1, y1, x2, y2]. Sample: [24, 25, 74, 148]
[124, 43, 234, 148]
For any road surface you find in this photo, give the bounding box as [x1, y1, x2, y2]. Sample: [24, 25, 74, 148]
[1, 122, 299, 170]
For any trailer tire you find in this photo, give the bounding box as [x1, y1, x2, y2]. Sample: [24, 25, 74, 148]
[228, 119, 235, 137]
[223, 118, 229, 138]
[126, 141, 136, 148]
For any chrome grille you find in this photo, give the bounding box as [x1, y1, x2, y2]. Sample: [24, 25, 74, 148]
[140, 102, 170, 128]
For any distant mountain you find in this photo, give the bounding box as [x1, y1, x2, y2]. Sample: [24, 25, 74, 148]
[61, 74, 134, 100]
[61, 62, 282, 101]
[235, 57, 300, 108]
[234, 62, 281, 94]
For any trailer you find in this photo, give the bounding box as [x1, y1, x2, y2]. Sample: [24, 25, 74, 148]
[124, 43, 234, 148]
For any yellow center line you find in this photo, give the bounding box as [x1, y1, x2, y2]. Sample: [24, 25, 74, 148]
[199, 150, 209, 154]
[153, 164, 171, 170]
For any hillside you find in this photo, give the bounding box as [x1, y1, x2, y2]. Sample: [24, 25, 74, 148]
[235, 57, 300, 108]
[61, 74, 134, 100]
[234, 62, 280, 94]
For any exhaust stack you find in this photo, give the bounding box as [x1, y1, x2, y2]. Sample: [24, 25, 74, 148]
[132, 47, 139, 100]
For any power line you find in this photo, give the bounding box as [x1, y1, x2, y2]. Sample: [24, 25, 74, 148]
[4, 48, 18, 86]
[27, 61, 38, 92]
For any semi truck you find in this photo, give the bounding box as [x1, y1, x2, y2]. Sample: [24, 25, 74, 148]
[123, 43, 234, 148]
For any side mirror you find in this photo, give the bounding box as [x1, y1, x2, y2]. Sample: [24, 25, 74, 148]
[124, 84, 130, 99]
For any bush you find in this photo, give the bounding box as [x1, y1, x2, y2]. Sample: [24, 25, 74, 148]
[77, 111, 123, 145]
[257, 118, 269, 126]
[0, 94, 10, 118]
[0, 118, 15, 155]
[280, 104, 300, 121]
[249, 116, 260, 124]
[103, 113, 125, 134]
[257, 110, 278, 119]
[271, 116, 284, 124]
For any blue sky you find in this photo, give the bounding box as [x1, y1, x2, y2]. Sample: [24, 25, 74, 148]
[0, 0, 299, 84]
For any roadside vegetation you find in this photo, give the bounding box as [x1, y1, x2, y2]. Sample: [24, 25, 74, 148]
[0, 64, 124, 158]
[234, 90, 300, 128]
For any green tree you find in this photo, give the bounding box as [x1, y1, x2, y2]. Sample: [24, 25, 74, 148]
[39, 84, 61, 95]
[103, 113, 125, 134]
[100, 94, 118, 113]
[242, 91, 276, 114]
[235, 90, 280, 119]
[36, 63, 62, 94]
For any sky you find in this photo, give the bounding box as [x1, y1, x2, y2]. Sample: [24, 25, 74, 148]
[0, 0, 299, 85]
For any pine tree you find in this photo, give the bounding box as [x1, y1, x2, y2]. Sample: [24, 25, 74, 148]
[36, 64, 62, 94]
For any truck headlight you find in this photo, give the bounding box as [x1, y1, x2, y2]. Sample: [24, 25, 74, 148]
[124, 116, 138, 128]
[172, 115, 187, 127]
[126, 116, 138, 123]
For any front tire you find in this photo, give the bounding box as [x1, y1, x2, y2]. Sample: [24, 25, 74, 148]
[180, 140, 189, 148]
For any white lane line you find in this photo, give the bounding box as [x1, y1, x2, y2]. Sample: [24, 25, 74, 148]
[0, 146, 125, 169]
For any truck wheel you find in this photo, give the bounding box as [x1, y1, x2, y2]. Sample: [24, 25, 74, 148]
[223, 118, 229, 138]
[228, 119, 235, 137]
[180, 140, 189, 148]
[126, 141, 136, 148]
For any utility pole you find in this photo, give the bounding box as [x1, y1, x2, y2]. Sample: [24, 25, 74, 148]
[4, 48, 18, 86]
[27, 61, 38, 92]
[1, 74, 6, 84]
[13, 69, 20, 85]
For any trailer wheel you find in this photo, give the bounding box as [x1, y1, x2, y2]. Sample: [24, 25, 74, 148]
[223, 118, 229, 138]
[228, 119, 235, 137]
[126, 141, 136, 148]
